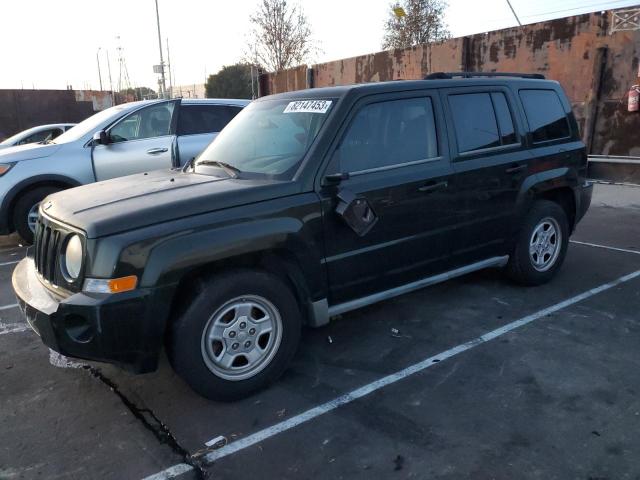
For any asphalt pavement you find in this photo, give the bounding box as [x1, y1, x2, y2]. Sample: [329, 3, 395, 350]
[1, 182, 639, 480]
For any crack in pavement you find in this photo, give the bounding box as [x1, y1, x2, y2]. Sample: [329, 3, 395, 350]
[82, 365, 206, 479]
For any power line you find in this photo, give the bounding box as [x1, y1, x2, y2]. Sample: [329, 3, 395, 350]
[458, 0, 637, 32]
[485, 0, 638, 26]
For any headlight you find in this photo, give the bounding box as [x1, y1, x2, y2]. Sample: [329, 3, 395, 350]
[63, 234, 83, 280]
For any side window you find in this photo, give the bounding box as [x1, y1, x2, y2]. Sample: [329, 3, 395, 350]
[491, 93, 517, 145]
[449, 93, 500, 153]
[109, 102, 175, 143]
[335, 97, 438, 173]
[519, 89, 570, 143]
[177, 105, 241, 136]
[18, 128, 58, 145]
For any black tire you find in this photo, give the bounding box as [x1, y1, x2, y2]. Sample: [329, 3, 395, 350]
[168, 269, 302, 401]
[13, 186, 61, 244]
[506, 200, 569, 286]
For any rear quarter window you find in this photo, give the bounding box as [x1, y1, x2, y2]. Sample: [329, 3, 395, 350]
[519, 89, 570, 143]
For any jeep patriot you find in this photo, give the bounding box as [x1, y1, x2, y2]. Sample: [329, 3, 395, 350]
[13, 73, 593, 400]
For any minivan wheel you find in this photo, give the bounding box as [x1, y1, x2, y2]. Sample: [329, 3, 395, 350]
[506, 200, 569, 286]
[168, 269, 301, 401]
[13, 186, 61, 244]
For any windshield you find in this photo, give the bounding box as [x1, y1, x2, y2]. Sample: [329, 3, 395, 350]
[52, 104, 133, 144]
[194, 98, 334, 180]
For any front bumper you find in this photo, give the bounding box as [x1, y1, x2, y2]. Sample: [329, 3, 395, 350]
[12, 257, 174, 373]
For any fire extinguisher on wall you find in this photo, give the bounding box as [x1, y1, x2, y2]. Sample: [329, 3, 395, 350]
[628, 85, 640, 112]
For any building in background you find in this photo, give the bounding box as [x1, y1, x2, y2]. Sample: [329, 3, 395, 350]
[171, 84, 206, 99]
[0, 90, 114, 141]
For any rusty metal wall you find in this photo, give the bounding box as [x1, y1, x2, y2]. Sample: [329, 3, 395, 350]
[259, 8, 640, 156]
[0, 90, 113, 141]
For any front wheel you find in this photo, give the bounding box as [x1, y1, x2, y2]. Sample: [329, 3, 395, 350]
[168, 269, 302, 401]
[506, 200, 569, 286]
[13, 186, 61, 244]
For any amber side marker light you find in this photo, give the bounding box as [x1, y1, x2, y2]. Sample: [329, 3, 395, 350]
[83, 275, 138, 294]
[0, 163, 15, 176]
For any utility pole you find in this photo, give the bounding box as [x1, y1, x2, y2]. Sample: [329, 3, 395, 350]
[154, 0, 167, 98]
[505, 0, 522, 27]
[106, 50, 115, 105]
[166, 38, 173, 99]
[96, 48, 103, 91]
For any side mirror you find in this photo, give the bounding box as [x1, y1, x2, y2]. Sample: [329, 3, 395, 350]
[92, 130, 109, 145]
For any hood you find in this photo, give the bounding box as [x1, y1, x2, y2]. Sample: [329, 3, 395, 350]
[0, 142, 62, 161]
[44, 169, 298, 238]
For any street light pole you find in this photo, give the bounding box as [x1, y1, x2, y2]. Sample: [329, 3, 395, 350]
[154, 0, 167, 98]
[106, 50, 115, 105]
[96, 48, 103, 91]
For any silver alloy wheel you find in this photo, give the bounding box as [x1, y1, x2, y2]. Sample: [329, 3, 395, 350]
[529, 216, 561, 272]
[201, 295, 283, 381]
[27, 202, 40, 233]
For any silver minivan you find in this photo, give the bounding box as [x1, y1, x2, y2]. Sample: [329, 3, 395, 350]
[0, 98, 249, 242]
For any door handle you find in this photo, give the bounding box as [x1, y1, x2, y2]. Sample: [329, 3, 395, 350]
[505, 164, 526, 174]
[418, 180, 448, 193]
[147, 147, 168, 155]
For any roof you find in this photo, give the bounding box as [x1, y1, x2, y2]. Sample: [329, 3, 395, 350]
[258, 74, 556, 102]
[181, 98, 250, 106]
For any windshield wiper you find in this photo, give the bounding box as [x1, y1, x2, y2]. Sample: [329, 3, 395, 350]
[196, 160, 241, 178]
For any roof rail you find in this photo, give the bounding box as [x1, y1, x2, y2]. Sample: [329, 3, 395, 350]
[424, 72, 546, 80]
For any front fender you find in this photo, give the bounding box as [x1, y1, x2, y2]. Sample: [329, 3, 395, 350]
[116, 195, 327, 303]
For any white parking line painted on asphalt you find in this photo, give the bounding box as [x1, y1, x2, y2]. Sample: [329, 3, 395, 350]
[0, 260, 20, 267]
[570, 240, 640, 256]
[48, 349, 85, 369]
[0, 322, 29, 335]
[143, 268, 640, 480]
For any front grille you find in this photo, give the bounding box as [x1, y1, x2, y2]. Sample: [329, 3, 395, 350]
[33, 217, 77, 289]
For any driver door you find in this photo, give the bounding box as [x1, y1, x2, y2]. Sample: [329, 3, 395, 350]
[92, 100, 179, 181]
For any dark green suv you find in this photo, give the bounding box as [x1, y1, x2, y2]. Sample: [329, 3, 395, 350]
[13, 72, 592, 401]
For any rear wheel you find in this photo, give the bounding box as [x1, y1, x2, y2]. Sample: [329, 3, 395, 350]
[168, 269, 302, 401]
[506, 200, 569, 285]
[13, 186, 61, 244]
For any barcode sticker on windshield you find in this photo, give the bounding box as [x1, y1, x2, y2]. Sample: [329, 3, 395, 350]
[283, 100, 332, 114]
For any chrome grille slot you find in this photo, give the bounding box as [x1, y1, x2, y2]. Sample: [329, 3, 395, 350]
[33, 220, 64, 284]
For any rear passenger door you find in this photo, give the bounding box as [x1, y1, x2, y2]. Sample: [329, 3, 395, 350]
[442, 87, 529, 266]
[176, 103, 243, 166]
[319, 92, 459, 304]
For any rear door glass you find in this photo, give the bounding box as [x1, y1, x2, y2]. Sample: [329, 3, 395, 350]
[449, 93, 500, 153]
[177, 105, 241, 135]
[519, 89, 570, 143]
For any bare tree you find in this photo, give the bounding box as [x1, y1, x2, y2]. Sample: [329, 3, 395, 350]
[247, 0, 316, 72]
[382, 0, 450, 50]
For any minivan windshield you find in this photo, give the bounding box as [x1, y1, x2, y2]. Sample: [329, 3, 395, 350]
[194, 98, 334, 180]
[52, 103, 135, 144]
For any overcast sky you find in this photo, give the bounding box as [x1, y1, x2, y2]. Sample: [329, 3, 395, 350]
[0, 0, 638, 91]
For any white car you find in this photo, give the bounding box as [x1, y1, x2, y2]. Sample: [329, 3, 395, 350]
[0, 124, 76, 150]
[0, 98, 249, 242]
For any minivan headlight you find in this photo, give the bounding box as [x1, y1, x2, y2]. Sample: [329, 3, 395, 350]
[63, 234, 83, 280]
